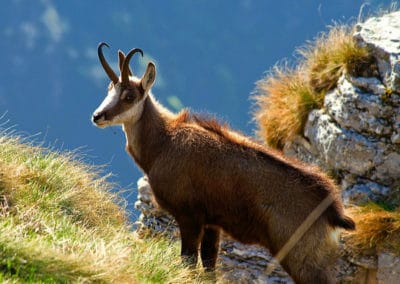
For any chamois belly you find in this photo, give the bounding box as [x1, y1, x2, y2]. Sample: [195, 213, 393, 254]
[205, 197, 271, 247]
[217, 219, 270, 247]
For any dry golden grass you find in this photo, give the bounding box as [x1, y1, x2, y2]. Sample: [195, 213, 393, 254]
[253, 65, 321, 149]
[253, 24, 374, 149]
[299, 25, 376, 93]
[344, 204, 400, 255]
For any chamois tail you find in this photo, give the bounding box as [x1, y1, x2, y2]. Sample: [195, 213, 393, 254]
[328, 210, 356, 230]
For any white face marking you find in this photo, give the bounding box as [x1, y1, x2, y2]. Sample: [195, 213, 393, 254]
[94, 84, 121, 117]
[92, 81, 147, 127]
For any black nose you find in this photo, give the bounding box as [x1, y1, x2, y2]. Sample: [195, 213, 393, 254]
[92, 113, 103, 122]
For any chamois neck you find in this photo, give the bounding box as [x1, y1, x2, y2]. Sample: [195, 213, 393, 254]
[123, 94, 175, 173]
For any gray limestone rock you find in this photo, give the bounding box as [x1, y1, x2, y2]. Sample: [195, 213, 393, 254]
[347, 75, 386, 96]
[342, 182, 390, 205]
[354, 11, 400, 93]
[134, 176, 179, 238]
[304, 109, 379, 176]
[219, 239, 293, 283]
[373, 151, 400, 186]
[324, 74, 392, 137]
[283, 135, 324, 170]
[392, 132, 400, 144]
[301, 107, 399, 187]
[377, 252, 400, 283]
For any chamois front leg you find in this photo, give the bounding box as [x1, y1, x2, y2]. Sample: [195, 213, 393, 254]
[176, 217, 203, 269]
[200, 227, 220, 271]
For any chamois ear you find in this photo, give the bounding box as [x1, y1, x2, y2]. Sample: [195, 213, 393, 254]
[118, 50, 132, 76]
[118, 50, 125, 72]
[141, 62, 156, 92]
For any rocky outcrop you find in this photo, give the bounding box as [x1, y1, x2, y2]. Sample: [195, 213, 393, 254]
[284, 11, 400, 283]
[134, 11, 400, 283]
[354, 11, 400, 95]
[285, 11, 400, 206]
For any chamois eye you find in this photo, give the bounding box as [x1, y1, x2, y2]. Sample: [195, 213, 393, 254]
[125, 94, 134, 101]
[123, 92, 135, 102]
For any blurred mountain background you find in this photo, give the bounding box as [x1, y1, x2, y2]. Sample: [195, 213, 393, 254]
[0, 0, 394, 218]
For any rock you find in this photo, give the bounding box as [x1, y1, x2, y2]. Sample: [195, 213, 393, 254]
[354, 11, 400, 93]
[304, 109, 379, 176]
[218, 239, 294, 283]
[134, 176, 179, 238]
[300, 106, 400, 187]
[378, 252, 400, 283]
[347, 76, 386, 96]
[325, 74, 392, 137]
[342, 182, 390, 205]
[389, 93, 400, 107]
[373, 152, 400, 186]
[283, 135, 325, 170]
[392, 132, 400, 144]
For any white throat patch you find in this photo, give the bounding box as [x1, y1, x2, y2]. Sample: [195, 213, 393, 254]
[114, 96, 146, 125]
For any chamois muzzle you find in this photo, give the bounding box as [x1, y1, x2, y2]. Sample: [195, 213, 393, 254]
[98, 42, 119, 84]
[92, 112, 104, 123]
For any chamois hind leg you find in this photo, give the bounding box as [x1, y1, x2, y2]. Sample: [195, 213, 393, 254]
[176, 216, 203, 269]
[281, 257, 335, 284]
[200, 227, 221, 271]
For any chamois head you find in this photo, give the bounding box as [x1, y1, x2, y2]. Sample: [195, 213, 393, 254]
[92, 42, 156, 128]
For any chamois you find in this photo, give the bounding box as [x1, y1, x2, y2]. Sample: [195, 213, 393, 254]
[92, 43, 355, 284]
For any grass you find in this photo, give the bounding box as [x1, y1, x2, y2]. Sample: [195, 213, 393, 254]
[0, 131, 202, 283]
[299, 25, 376, 93]
[344, 203, 400, 256]
[253, 65, 320, 149]
[1, 133, 399, 282]
[253, 24, 375, 149]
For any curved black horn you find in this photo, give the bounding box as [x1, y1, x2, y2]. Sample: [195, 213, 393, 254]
[121, 48, 144, 85]
[98, 42, 119, 84]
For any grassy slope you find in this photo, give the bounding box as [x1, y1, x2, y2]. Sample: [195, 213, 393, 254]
[0, 132, 202, 283]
